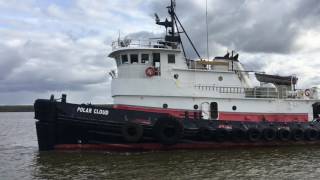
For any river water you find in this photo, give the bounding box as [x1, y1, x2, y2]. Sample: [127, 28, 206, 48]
[2, 112, 320, 180]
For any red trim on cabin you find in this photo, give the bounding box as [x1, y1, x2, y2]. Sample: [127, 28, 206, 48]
[219, 112, 308, 123]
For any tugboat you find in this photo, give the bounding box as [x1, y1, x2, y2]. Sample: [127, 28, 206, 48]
[35, 0, 320, 151]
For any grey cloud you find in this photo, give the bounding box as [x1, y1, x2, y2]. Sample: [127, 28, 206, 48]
[293, 0, 320, 25]
[0, 0, 150, 104]
[308, 78, 320, 87]
[125, 31, 164, 39]
[0, 45, 25, 80]
[0, 34, 114, 93]
[241, 59, 267, 73]
[146, 0, 320, 57]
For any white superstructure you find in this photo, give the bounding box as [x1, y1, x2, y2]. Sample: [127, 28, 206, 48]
[108, 1, 320, 123]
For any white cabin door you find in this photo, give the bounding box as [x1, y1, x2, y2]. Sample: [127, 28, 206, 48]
[201, 102, 210, 120]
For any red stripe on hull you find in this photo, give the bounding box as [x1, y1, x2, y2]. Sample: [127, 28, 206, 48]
[219, 112, 308, 123]
[113, 105, 309, 122]
[54, 141, 320, 152]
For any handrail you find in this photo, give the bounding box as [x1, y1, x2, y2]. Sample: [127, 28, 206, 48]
[194, 85, 285, 99]
[112, 38, 170, 50]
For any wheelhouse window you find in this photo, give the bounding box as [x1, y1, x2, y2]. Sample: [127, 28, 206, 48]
[153, 53, 160, 67]
[121, 54, 128, 64]
[115, 55, 121, 66]
[141, 54, 149, 64]
[130, 54, 138, 64]
[168, 54, 175, 64]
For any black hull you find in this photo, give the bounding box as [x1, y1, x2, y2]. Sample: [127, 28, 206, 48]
[34, 98, 320, 151]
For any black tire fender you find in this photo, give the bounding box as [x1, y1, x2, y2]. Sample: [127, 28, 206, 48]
[278, 128, 291, 141]
[153, 118, 183, 145]
[121, 122, 144, 143]
[291, 128, 304, 141]
[305, 128, 318, 141]
[231, 128, 246, 142]
[262, 128, 277, 141]
[197, 127, 212, 141]
[213, 128, 229, 142]
[247, 128, 262, 142]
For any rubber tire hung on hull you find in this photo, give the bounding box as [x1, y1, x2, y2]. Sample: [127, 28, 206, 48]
[153, 117, 183, 145]
[262, 128, 277, 141]
[291, 128, 304, 141]
[231, 128, 246, 142]
[278, 128, 291, 141]
[197, 127, 212, 141]
[305, 128, 318, 141]
[121, 122, 144, 143]
[214, 128, 229, 142]
[247, 128, 262, 142]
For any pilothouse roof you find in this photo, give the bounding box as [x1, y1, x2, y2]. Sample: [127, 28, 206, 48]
[109, 0, 203, 60]
[108, 38, 181, 58]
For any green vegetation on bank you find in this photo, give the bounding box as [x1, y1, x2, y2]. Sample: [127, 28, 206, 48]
[0, 105, 34, 112]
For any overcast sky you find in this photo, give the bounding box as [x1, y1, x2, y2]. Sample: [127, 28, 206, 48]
[0, 0, 320, 105]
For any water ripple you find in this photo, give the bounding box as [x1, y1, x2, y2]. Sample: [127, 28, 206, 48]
[2, 113, 320, 179]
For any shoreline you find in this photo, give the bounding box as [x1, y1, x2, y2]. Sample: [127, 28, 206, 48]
[0, 105, 34, 112]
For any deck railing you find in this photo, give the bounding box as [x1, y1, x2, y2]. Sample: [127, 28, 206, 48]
[112, 39, 168, 50]
[194, 85, 285, 99]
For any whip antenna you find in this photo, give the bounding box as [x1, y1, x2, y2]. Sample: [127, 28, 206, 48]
[206, 0, 209, 60]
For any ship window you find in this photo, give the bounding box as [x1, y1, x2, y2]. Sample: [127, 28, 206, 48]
[153, 53, 160, 62]
[153, 53, 161, 67]
[115, 55, 121, 66]
[141, 54, 149, 64]
[168, 54, 175, 64]
[130, 54, 138, 64]
[232, 106, 237, 111]
[121, 54, 128, 64]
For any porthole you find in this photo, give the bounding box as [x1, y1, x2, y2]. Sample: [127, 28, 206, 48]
[194, 104, 199, 110]
[218, 76, 223, 81]
[163, 103, 168, 109]
[232, 106, 237, 111]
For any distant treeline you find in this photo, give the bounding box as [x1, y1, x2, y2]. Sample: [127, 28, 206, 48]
[0, 105, 34, 112]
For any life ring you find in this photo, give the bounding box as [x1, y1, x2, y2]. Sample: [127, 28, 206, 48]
[304, 128, 318, 141]
[213, 128, 229, 142]
[121, 122, 144, 143]
[153, 117, 183, 145]
[231, 128, 246, 142]
[305, 89, 311, 96]
[145, 67, 155, 77]
[291, 128, 304, 141]
[262, 128, 277, 141]
[278, 128, 291, 141]
[247, 128, 261, 142]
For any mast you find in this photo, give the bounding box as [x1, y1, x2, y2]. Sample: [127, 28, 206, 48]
[169, 0, 175, 39]
[155, 0, 202, 59]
